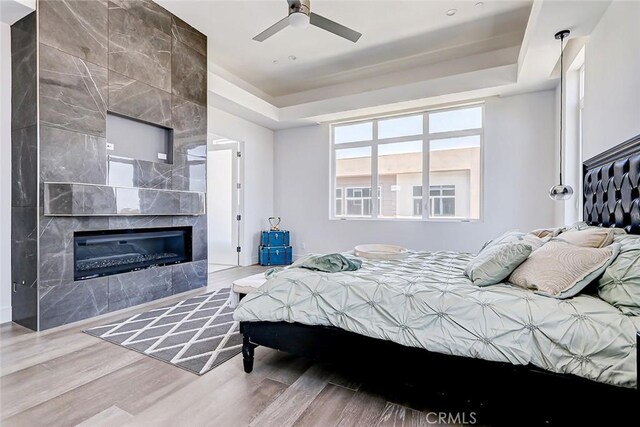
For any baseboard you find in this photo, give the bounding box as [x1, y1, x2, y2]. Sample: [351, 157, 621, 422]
[0, 305, 11, 324]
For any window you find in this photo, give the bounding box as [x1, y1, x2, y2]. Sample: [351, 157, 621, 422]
[331, 104, 482, 220]
[430, 185, 456, 216]
[412, 186, 422, 216]
[335, 186, 381, 217]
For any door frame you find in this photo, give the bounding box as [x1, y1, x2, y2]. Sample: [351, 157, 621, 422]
[208, 136, 244, 266]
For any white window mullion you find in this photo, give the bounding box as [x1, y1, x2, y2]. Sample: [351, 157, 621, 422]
[422, 112, 429, 220]
[330, 132, 337, 218]
[371, 119, 379, 219]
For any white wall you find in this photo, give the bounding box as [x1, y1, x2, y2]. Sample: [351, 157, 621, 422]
[583, 1, 640, 158]
[274, 91, 558, 255]
[1, 23, 12, 323]
[208, 106, 275, 265]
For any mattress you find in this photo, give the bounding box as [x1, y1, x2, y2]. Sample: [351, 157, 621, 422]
[234, 251, 639, 388]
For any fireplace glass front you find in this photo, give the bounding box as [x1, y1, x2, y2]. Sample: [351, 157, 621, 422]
[74, 227, 192, 280]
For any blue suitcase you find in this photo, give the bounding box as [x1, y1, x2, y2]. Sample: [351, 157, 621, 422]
[259, 246, 293, 266]
[260, 230, 290, 247]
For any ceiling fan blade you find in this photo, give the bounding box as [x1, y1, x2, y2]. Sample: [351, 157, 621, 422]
[309, 12, 361, 43]
[253, 16, 290, 42]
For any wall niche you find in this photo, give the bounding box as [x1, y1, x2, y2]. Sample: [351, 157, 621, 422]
[106, 112, 173, 164]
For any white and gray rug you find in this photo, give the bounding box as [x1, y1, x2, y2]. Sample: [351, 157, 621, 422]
[84, 287, 242, 375]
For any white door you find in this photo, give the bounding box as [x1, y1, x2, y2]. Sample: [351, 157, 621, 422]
[207, 141, 242, 268]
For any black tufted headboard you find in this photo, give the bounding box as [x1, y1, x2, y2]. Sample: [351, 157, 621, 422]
[583, 133, 640, 234]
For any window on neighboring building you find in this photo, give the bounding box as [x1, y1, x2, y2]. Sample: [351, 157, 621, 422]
[430, 185, 456, 217]
[335, 188, 343, 217]
[335, 186, 382, 217]
[413, 186, 423, 216]
[331, 104, 483, 220]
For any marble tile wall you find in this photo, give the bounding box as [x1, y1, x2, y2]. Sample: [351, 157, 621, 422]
[108, 4, 172, 92]
[39, 44, 108, 137]
[108, 155, 172, 189]
[8, 1, 209, 330]
[40, 127, 108, 185]
[10, 13, 37, 130]
[38, 0, 108, 67]
[171, 36, 207, 105]
[108, 71, 171, 126]
[11, 13, 38, 330]
[43, 183, 205, 216]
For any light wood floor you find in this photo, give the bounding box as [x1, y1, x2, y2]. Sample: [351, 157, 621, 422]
[0, 266, 454, 427]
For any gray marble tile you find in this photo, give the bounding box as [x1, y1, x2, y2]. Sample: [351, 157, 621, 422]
[39, 277, 109, 330]
[108, 155, 172, 189]
[46, 184, 203, 216]
[79, 185, 118, 215]
[39, 0, 108, 67]
[114, 188, 141, 214]
[172, 260, 207, 295]
[11, 206, 38, 330]
[44, 184, 74, 216]
[171, 40, 207, 106]
[108, 215, 172, 229]
[11, 207, 38, 290]
[172, 96, 207, 158]
[180, 192, 206, 216]
[108, 266, 173, 312]
[173, 215, 207, 261]
[11, 13, 37, 130]
[108, 6, 171, 92]
[44, 183, 117, 216]
[39, 215, 109, 288]
[108, 0, 171, 34]
[172, 153, 206, 192]
[40, 126, 107, 185]
[11, 126, 38, 207]
[108, 71, 171, 126]
[39, 44, 108, 137]
[171, 15, 206, 57]
[139, 188, 180, 215]
[11, 279, 38, 330]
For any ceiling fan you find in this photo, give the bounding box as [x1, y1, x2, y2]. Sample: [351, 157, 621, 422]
[253, 0, 362, 43]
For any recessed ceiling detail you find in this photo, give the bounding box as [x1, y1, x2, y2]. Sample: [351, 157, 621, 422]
[156, 0, 612, 129]
[158, 0, 532, 98]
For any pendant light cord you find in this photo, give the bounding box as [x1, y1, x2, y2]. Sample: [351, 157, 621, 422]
[559, 33, 565, 186]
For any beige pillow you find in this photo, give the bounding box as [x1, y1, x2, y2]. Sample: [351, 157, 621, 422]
[556, 228, 615, 248]
[508, 241, 621, 299]
[529, 227, 563, 238]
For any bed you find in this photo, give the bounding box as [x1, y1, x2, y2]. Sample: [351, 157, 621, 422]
[234, 134, 640, 397]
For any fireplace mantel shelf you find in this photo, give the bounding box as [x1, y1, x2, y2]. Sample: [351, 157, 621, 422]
[44, 182, 205, 217]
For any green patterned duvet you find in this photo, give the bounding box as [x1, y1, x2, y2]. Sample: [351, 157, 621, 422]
[234, 251, 638, 388]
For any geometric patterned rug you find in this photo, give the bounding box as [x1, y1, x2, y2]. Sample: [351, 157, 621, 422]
[84, 287, 242, 375]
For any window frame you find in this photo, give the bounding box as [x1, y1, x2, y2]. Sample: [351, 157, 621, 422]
[429, 185, 456, 217]
[330, 103, 484, 222]
[336, 186, 382, 218]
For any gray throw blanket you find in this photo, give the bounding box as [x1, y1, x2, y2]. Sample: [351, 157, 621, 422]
[266, 253, 361, 278]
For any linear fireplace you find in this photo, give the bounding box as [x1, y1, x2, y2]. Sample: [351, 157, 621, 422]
[74, 227, 193, 281]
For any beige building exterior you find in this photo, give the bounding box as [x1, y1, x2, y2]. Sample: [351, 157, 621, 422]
[335, 147, 481, 219]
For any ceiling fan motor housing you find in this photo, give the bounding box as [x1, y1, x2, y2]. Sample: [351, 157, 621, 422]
[290, 0, 311, 16]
